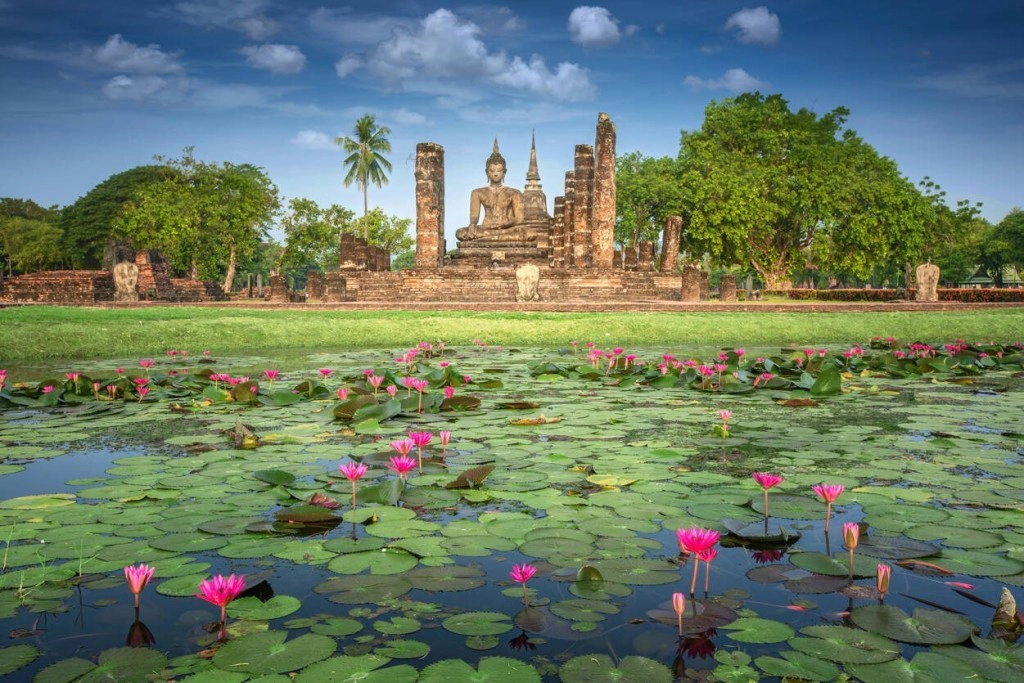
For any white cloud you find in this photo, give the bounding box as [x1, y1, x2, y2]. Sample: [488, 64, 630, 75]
[568, 6, 624, 47]
[362, 9, 595, 102]
[187, 81, 320, 114]
[102, 74, 189, 102]
[912, 61, 1024, 99]
[335, 54, 363, 78]
[175, 0, 276, 39]
[700, 45, 722, 55]
[83, 34, 183, 74]
[292, 129, 337, 150]
[240, 44, 305, 74]
[458, 6, 525, 33]
[387, 108, 429, 126]
[724, 7, 781, 46]
[684, 68, 769, 93]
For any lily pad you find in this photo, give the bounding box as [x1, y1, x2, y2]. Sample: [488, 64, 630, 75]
[228, 595, 302, 621]
[789, 625, 901, 664]
[213, 631, 336, 675]
[856, 535, 941, 560]
[559, 654, 673, 683]
[721, 617, 795, 644]
[755, 651, 840, 681]
[0, 644, 37, 676]
[927, 550, 1024, 577]
[76, 647, 168, 682]
[420, 656, 540, 682]
[846, 651, 981, 683]
[851, 605, 977, 645]
[442, 611, 514, 636]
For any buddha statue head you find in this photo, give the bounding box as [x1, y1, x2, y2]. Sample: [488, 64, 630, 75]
[485, 138, 507, 183]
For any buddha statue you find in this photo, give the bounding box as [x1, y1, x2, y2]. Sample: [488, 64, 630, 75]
[455, 139, 526, 243]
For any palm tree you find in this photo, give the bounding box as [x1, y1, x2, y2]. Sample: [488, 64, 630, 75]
[336, 115, 393, 240]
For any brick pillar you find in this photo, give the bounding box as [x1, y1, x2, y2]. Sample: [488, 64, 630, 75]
[591, 113, 616, 269]
[322, 273, 347, 303]
[269, 274, 288, 303]
[552, 197, 566, 268]
[700, 271, 710, 301]
[638, 240, 654, 272]
[661, 215, 682, 272]
[571, 145, 594, 268]
[720, 274, 737, 302]
[339, 233, 359, 271]
[624, 244, 638, 271]
[681, 263, 701, 302]
[563, 171, 576, 267]
[306, 271, 322, 302]
[415, 142, 445, 269]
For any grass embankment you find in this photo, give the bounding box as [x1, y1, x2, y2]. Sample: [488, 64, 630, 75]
[1, 306, 1023, 362]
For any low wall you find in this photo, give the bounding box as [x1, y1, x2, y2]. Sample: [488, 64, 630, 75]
[0, 270, 115, 304]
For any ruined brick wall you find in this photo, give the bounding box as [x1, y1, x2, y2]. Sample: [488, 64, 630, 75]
[591, 113, 616, 269]
[135, 250, 176, 300]
[172, 279, 227, 302]
[0, 271, 115, 304]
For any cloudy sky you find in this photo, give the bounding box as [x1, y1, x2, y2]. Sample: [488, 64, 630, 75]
[1, 1, 1021, 246]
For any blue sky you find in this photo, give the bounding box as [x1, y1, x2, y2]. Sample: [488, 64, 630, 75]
[1, 1, 1021, 247]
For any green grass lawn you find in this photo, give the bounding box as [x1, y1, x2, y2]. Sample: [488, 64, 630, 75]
[2, 306, 1023, 361]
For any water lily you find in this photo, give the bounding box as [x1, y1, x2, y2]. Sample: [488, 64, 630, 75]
[843, 522, 860, 578]
[697, 547, 718, 595]
[136, 386, 149, 401]
[390, 438, 415, 458]
[40, 385, 54, 394]
[339, 461, 368, 508]
[439, 430, 452, 455]
[812, 483, 845, 532]
[386, 384, 397, 399]
[387, 455, 416, 480]
[876, 563, 891, 599]
[368, 374, 383, 397]
[672, 592, 686, 636]
[408, 431, 432, 472]
[263, 370, 279, 390]
[337, 387, 348, 401]
[716, 409, 732, 438]
[196, 573, 246, 626]
[676, 527, 720, 595]
[753, 472, 783, 524]
[124, 563, 155, 609]
[444, 385, 455, 399]
[510, 563, 537, 607]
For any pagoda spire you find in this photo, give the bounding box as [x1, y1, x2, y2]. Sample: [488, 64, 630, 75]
[526, 129, 540, 183]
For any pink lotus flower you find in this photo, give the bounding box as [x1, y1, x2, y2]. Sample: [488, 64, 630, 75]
[196, 573, 246, 624]
[735, 348, 745, 357]
[876, 563, 891, 598]
[40, 385, 54, 394]
[166, 350, 178, 357]
[386, 385, 397, 399]
[133, 377, 149, 386]
[124, 563, 155, 609]
[843, 522, 860, 578]
[115, 368, 125, 375]
[409, 431, 432, 472]
[444, 385, 455, 399]
[319, 368, 333, 378]
[510, 563, 538, 607]
[66, 372, 81, 382]
[672, 592, 686, 636]
[439, 430, 452, 455]
[812, 483, 845, 533]
[612, 347, 624, 356]
[387, 455, 417, 479]
[718, 410, 733, 422]
[337, 387, 349, 401]
[753, 472, 783, 522]
[391, 438, 415, 457]
[697, 547, 718, 594]
[139, 359, 155, 370]
[368, 374, 383, 397]
[676, 527, 720, 595]
[339, 461, 368, 508]
[136, 386, 149, 401]
[263, 370, 279, 389]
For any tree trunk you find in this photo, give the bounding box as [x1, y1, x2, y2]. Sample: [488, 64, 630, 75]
[363, 184, 369, 240]
[190, 257, 198, 280]
[222, 244, 237, 293]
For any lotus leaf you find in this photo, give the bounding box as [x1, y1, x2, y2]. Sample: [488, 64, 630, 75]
[213, 631, 335, 675]
[789, 625, 901, 664]
[755, 651, 840, 681]
[442, 612, 513, 636]
[845, 651, 981, 683]
[721, 617, 795, 643]
[559, 654, 672, 683]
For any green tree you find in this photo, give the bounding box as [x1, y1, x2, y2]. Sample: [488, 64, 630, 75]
[59, 165, 170, 268]
[115, 149, 279, 290]
[336, 114, 392, 239]
[278, 198, 356, 272]
[347, 208, 414, 254]
[979, 208, 1024, 285]
[0, 198, 63, 275]
[615, 153, 685, 250]
[679, 93, 931, 289]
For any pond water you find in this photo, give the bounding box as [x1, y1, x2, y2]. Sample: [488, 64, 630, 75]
[1, 342, 1023, 681]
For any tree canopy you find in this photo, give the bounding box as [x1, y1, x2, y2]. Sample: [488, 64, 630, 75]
[336, 114, 392, 239]
[0, 198, 63, 275]
[615, 152, 685, 248]
[114, 149, 279, 290]
[678, 93, 932, 288]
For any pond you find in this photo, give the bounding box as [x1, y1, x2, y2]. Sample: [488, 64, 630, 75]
[0, 340, 1023, 681]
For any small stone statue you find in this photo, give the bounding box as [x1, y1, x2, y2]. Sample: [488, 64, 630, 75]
[455, 139, 524, 242]
[515, 263, 540, 301]
[915, 262, 940, 302]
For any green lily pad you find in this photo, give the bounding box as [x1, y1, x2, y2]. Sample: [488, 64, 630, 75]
[228, 595, 302, 621]
[31, 657, 97, 683]
[315, 575, 412, 604]
[420, 656, 540, 682]
[213, 631, 336, 675]
[442, 612, 514, 636]
[310, 618, 363, 637]
[373, 616, 421, 636]
[294, 654, 416, 683]
[721, 617, 795, 644]
[905, 525, 1005, 549]
[925, 637, 1024, 682]
[755, 651, 840, 681]
[405, 566, 486, 591]
[76, 647, 168, 682]
[590, 559, 681, 585]
[750, 493, 824, 520]
[851, 605, 977, 645]
[788, 551, 880, 577]
[846, 651, 981, 683]
[549, 599, 619, 622]
[0, 644, 38, 677]
[856, 535, 941, 560]
[928, 550, 1024, 577]
[327, 548, 418, 575]
[789, 625, 901, 664]
[559, 654, 673, 683]
[374, 639, 430, 660]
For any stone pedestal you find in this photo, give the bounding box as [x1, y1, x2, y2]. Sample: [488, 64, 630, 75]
[415, 143, 445, 269]
[306, 271, 322, 302]
[720, 274, 737, 302]
[681, 263, 702, 302]
[661, 216, 682, 272]
[592, 113, 616, 269]
[638, 240, 654, 272]
[915, 263, 940, 302]
[323, 273, 347, 303]
[269, 274, 288, 303]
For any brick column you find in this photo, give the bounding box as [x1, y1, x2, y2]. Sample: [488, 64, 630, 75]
[700, 271, 710, 301]
[591, 113, 616, 269]
[624, 244, 638, 271]
[571, 145, 594, 268]
[339, 233, 359, 271]
[322, 273, 347, 303]
[661, 215, 682, 272]
[680, 263, 701, 302]
[563, 171, 576, 267]
[552, 197, 566, 268]
[306, 271, 322, 302]
[415, 142, 445, 269]
[638, 240, 654, 272]
[269, 274, 288, 303]
[720, 274, 737, 301]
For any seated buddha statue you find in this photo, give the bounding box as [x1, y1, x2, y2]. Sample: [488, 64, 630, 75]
[455, 139, 527, 243]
